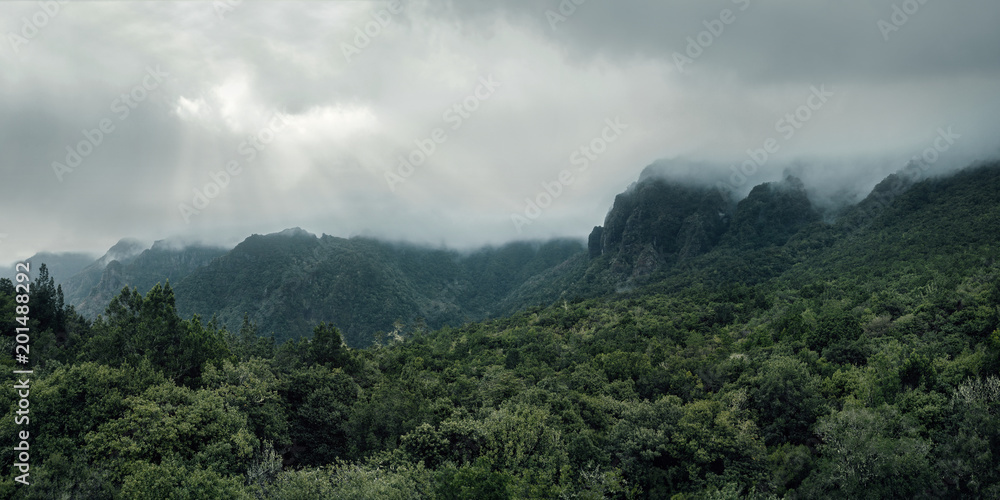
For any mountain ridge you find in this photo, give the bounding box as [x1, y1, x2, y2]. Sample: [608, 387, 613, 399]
[21, 159, 1000, 348]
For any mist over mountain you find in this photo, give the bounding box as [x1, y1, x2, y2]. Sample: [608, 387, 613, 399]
[10, 252, 96, 285]
[5, 0, 1000, 495]
[25, 226, 585, 346]
[59, 238, 150, 306]
[6, 157, 1000, 497]
[20, 157, 999, 350]
[4, 0, 1000, 264]
[73, 240, 230, 318]
[172, 231, 586, 346]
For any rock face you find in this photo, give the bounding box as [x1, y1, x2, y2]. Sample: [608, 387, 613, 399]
[725, 176, 820, 248]
[589, 177, 733, 280]
[74, 241, 228, 318]
[61, 238, 150, 306]
[77, 260, 128, 317]
[585, 168, 825, 284]
[587, 226, 604, 258]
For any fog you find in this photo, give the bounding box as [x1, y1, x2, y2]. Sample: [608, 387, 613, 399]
[1, 0, 998, 266]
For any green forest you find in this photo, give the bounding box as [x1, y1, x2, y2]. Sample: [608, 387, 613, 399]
[2, 163, 999, 499]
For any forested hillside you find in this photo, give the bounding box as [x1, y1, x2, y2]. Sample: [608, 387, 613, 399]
[173, 232, 585, 346]
[1, 163, 998, 498]
[36, 230, 585, 348]
[58, 238, 149, 307]
[73, 241, 229, 319]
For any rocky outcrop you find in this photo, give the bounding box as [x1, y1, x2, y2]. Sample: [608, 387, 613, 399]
[61, 238, 149, 306]
[587, 226, 603, 258]
[724, 176, 820, 248]
[73, 242, 227, 318]
[589, 177, 733, 280]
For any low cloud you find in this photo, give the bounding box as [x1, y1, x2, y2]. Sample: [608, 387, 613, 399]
[1, 0, 997, 264]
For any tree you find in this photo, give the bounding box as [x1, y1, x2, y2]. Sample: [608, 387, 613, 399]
[745, 356, 827, 446]
[202, 358, 289, 445]
[802, 405, 937, 498]
[30, 263, 60, 335]
[119, 460, 252, 500]
[809, 304, 865, 364]
[933, 376, 1000, 498]
[282, 365, 360, 465]
[0, 361, 167, 461]
[228, 313, 275, 362]
[80, 284, 229, 385]
[84, 382, 258, 482]
[309, 322, 345, 367]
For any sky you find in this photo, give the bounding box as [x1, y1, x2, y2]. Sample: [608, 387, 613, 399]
[1, 0, 999, 265]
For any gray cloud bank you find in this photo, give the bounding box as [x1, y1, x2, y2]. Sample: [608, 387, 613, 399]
[1, 0, 998, 265]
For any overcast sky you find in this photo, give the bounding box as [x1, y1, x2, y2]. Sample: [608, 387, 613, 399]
[2, 0, 999, 265]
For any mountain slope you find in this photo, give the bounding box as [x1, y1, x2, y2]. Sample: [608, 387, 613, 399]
[723, 176, 820, 248]
[173, 231, 585, 346]
[60, 238, 149, 306]
[591, 177, 732, 280]
[4, 160, 999, 499]
[11, 251, 96, 284]
[74, 240, 229, 318]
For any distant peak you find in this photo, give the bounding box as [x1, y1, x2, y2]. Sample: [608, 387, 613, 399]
[636, 157, 723, 186]
[749, 175, 806, 196]
[780, 175, 806, 191]
[150, 238, 197, 252]
[100, 238, 149, 266]
[109, 238, 147, 252]
[150, 239, 173, 252]
[276, 227, 315, 238]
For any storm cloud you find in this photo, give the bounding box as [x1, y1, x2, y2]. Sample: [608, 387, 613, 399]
[2, 0, 998, 264]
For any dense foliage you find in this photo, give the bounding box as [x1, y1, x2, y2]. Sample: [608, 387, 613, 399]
[1, 163, 999, 498]
[172, 234, 585, 346]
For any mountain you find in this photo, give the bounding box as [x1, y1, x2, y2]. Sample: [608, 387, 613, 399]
[816, 161, 1000, 276]
[326, 160, 999, 498]
[5, 160, 999, 499]
[60, 238, 149, 306]
[10, 251, 96, 284]
[723, 175, 820, 248]
[29, 230, 585, 347]
[73, 239, 229, 318]
[27, 160, 999, 351]
[554, 163, 825, 300]
[589, 176, 732, 280]
[173, 230, 585, 346]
